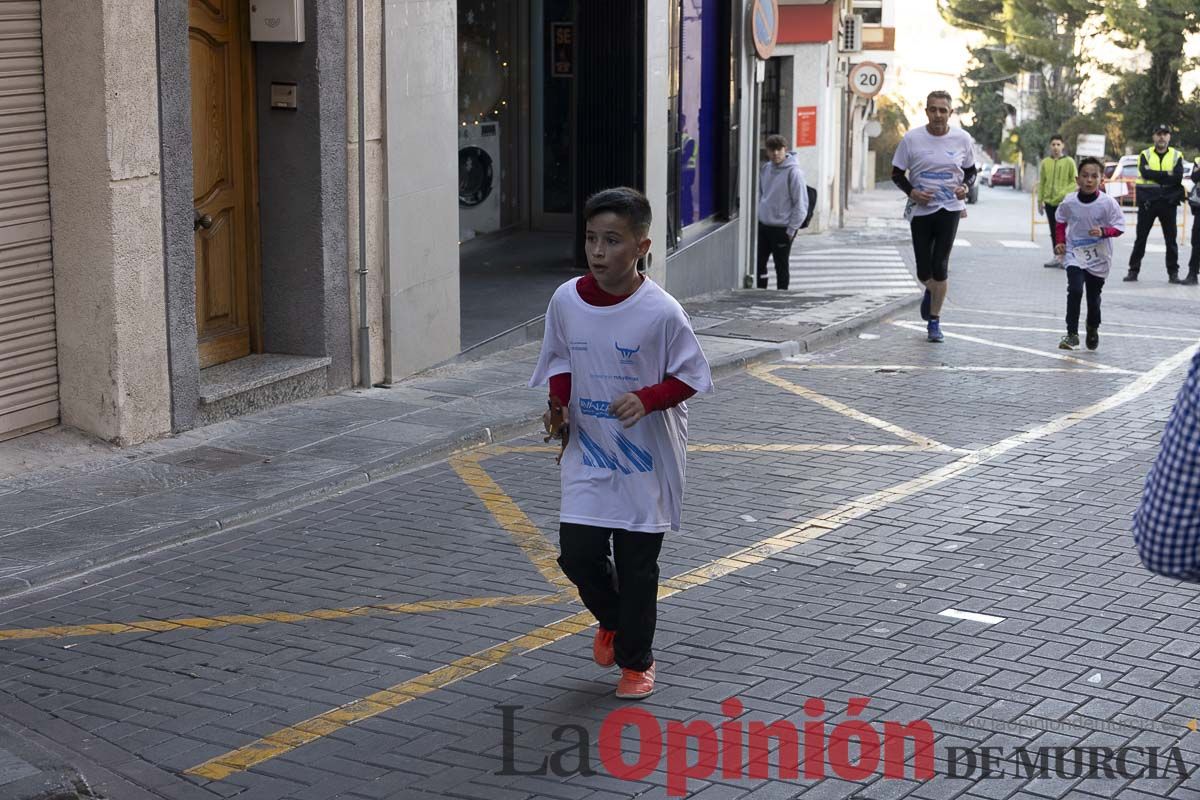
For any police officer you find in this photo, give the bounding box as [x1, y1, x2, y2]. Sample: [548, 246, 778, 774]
[1124, 124, 1186, 283]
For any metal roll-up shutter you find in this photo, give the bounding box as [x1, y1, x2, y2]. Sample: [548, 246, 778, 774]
[0, 0, 56, 441]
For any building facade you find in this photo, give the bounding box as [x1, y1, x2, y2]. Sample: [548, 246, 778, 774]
[2, 0, 862, 448]
[0, 0, 355, 446]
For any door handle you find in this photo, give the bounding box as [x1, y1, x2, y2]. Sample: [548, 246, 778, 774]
[193, 211, 213, 231]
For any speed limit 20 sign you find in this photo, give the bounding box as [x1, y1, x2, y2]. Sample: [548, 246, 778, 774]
[849, 61, 884, 98]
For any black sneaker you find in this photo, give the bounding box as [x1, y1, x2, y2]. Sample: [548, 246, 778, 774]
[1184, 273, 1199, 286]
[1169, 274, 1183, 284]
[1086, 328, 1098, 350]
[1122, 271, 1138, 282]
[1059, 334, 1080, 350]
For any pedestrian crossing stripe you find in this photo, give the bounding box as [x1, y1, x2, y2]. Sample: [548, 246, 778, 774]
[999, 240, 1039, 249]
[763, 244, 916, 292]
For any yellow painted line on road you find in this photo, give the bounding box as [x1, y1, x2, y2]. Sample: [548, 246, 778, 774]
[687, 442, 957, 454]
[748, 363, 958, 451]
[782, 364, 1128, 374]
[0, 594, 564, 642]
[186, 341, 1197, 781]
[449, 452, 574, 590]
[892, 321, 1136, 373]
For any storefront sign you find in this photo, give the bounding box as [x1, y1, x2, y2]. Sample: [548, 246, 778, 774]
[795, 106, 817, 148]
[551, 22, 574, 77]
[751, 0, 779, 60]
[849, 61, 884, 98]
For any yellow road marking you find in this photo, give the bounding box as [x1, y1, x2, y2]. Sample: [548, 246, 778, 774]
[748, 363, 958, 451]
[0, 594, 564, 642]
[781, 363, 1128, 374]
[892, 321, 1135, 373]
[449, 452, 574, 590]
[687, 443, 954, 453]
[188, 341, 1199, 780]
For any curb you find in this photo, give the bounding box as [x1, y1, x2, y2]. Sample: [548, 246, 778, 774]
[0, 291, 920, 600]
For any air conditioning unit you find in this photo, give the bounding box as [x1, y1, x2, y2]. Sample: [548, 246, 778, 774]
[840, 14, 863, 53]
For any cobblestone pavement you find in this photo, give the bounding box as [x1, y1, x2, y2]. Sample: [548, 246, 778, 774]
[2, 205, 1199, 799]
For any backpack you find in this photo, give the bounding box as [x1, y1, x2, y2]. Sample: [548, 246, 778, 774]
[801, 185, 818, 229]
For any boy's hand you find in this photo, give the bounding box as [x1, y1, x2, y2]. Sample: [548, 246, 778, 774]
[610, 393, 646, 428]
[543, 400, 569, 464]
[1088, 226, 1103, 237]
[1054, 243, 1066, 256]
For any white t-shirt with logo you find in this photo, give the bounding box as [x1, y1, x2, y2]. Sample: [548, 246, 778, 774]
[529, 278, 713, 532]
[1055, 191, 1125, 277]
[892, 126, 976, 217]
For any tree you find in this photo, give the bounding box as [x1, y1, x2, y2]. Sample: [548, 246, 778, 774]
[872, 96, 909, 184]
[938, 0, 1098, 133]
[1102, 0, 1200, 135]
[958, 44, 1011, 157]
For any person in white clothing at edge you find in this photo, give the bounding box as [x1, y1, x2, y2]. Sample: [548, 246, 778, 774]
[530, 187, 713, 701]
[891, 90, 978, 342]
[1052, 156, 1125, 351]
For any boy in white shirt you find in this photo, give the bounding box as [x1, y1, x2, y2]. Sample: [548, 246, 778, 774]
[1053, 157, 1125, 350]
[530, 187, 713, 699]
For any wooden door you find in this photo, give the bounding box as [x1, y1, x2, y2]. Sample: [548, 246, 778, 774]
[189, 0, 259, 368]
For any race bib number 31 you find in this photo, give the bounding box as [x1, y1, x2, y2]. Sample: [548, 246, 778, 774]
[1070, 237, 1105, 267]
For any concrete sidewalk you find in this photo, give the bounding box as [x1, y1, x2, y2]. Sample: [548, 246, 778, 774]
[0, 235, 920, 599]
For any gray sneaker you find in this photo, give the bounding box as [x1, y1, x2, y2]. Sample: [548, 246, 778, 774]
[1043, 259, 1062, 268]
[1059, 334, 1080, 350]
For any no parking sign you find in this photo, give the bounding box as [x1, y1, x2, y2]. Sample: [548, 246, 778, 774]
[751, 0, 779, 59]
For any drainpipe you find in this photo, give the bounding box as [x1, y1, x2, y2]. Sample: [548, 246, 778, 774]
[356, 0, 371, 387]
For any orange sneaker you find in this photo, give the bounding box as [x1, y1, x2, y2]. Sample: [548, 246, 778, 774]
[615, 663, 655, 700]
[593, 628, 616, 667]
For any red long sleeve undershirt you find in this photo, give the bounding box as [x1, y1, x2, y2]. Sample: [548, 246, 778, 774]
[547, 275, 697, 413]
[1055, 222, 1121, 245]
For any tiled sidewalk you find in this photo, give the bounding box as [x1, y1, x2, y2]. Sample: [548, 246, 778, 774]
[0, 254, 919, 598]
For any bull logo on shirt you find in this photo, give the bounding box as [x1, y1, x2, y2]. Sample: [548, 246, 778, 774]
[615, 341, 640, 364]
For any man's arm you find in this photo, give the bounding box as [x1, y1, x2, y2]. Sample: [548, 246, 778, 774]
[1037, 159, 1050, 204]
[787, 168, 807, 234]
[1163, 154, 1184, 188]
[891, 166, 913, 196]
[1133, 351, 1200, 582]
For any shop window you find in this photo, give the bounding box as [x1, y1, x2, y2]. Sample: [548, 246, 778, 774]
[667, 0, 737, 250]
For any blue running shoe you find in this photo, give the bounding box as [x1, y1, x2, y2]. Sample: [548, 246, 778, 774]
[927, 319, 944, 342]
[920, 288, 931, 321]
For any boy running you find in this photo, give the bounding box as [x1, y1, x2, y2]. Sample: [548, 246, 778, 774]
[1053, 157, 1124, 351]
[530, 187, 713, 700]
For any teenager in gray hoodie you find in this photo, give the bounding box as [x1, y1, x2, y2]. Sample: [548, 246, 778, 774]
[757, 134, 808, 290]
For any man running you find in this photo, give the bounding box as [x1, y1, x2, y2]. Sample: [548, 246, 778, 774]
[891, 90, 978, 342]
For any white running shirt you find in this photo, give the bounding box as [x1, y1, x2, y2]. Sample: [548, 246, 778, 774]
[892, 126, 976, 217]
[1054, 191, 1125, 277]
[529, 278, 713, 532]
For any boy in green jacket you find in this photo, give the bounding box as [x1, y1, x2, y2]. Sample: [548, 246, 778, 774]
[1039, 135, 1078, 268]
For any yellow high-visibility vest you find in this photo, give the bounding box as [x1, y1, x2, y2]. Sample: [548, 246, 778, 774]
[1136, 147, 1182, 184]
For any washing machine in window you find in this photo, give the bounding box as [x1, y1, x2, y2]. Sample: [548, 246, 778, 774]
[458, 121, 501, 240]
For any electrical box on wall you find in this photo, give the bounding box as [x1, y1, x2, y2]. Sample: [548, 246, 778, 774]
[250, 0, 305, 43]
